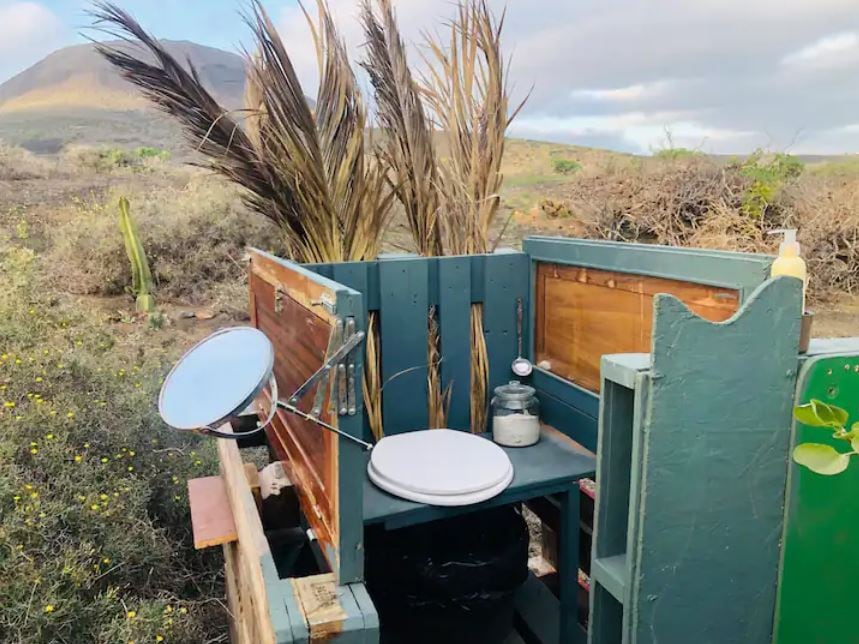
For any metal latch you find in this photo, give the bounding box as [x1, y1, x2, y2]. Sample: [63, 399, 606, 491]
[311, 294, 337, 315]
[274, 285, 285, 313]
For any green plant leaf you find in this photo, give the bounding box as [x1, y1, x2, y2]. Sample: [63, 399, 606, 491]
[852, 436, 859, 454]
[794, 400, 849, 428]
[793, 443, 851, 476]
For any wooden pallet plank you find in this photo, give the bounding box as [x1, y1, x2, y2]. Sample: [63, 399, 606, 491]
[378, 258, 429, 434]
[188, 476, 237, 549]
[438, 256, 473, 431]
[290, 573, 349, 641]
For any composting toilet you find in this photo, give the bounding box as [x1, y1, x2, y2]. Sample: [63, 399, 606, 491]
[367, 429, 514, 506]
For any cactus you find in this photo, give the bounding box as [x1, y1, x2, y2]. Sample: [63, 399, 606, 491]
[117, 197, 155, 314]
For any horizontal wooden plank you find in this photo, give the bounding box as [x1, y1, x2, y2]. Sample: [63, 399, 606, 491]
[188, 476, 237, 549]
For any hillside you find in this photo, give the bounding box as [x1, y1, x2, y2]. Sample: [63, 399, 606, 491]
[0, 40, 247, 154]
[0, 40, 246, 113]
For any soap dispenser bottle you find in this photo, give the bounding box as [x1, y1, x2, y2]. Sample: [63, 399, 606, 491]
[768, 228, 807, 309]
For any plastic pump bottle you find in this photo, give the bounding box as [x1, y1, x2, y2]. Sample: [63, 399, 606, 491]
[768, 229, 807, 310]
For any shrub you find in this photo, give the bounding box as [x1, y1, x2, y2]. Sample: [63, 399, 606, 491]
[0, 232, 226, 643]
[552, 158, 581, 175]
[47, 174, 277, 304]
[559, 153, 859, 299]
[0, 143, 54, 181]
[736, 150, 804, 218]
[539, 198, 572, 218]
[653, 147, 699, 160]
[60, 146, 171, 174]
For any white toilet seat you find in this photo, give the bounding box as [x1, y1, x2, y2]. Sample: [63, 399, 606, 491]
[368, 429, 514, 506]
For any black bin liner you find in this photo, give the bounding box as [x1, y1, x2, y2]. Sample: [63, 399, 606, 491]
[365, 505, 529, 644]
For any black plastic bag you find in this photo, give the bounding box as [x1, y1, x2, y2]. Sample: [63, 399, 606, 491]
[365, 505, 529, 644]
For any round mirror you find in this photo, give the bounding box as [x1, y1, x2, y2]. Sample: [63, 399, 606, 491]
[159, 327, 275, 434]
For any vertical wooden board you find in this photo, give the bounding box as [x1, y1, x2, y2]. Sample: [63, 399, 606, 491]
[335, 293, 367, 585]
[482, 252, 531, 398]
[630, 277, 802, 644]
[437, 256, 473, 431]
[773, 353, 859, 644]
[378, 258, 429, 434]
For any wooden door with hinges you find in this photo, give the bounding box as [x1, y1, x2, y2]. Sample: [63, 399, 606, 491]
[248, 249, 366, 584]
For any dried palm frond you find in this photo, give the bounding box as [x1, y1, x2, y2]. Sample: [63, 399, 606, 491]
[92, 0, 391, 439]
[361, 0, 442, 257]
[421, 1, 525, 432]
[362, 0, 448, 429]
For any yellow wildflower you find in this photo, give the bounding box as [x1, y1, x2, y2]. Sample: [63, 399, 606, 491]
[30, 448, 37, 455]
[3, 401, 14, 408]
[74, 455, 82, 463]
[101, 457, 109, 463]
[66, 411, 74, 419]
[45, 433, 54, 440]
[43, 604, 55, 614]
[127, 610, 136, 619]
[34, 376, 42, 382]
[156, 636, 164, 642]
[178, 607, 187, 614]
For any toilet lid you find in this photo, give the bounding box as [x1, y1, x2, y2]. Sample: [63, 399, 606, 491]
[368, 429, 514, 505]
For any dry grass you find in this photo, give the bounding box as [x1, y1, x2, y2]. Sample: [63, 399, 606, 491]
[46, 174, 275, 303]
[556, 155, 859, 301]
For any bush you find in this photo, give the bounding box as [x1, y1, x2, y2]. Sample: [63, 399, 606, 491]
[60, 146, 171, 174]
[559, 153, 859, 300]
[552, 158, 581, 175]
[0, 233, 226, 643]
[47, 174, 278, 303]
[653, 147, 699, 160]
[0, 143, 54, 181]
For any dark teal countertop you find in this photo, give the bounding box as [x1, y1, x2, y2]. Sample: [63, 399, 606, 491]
[363, 428, 596, 530]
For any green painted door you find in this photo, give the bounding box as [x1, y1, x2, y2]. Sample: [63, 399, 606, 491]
[774, 353, 859, 644]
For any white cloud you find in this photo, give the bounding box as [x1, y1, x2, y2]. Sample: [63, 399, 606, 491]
[0, 2, 66, 80]
[572, 81, 673, 103]
[782, 31, 859, 70]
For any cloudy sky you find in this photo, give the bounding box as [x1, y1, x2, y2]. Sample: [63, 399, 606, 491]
[2, 0, 859, 154]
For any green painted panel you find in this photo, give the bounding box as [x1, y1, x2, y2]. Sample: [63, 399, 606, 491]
[483, 252, 531, 396]
[773, 352, 859, 644]
[629, 277, 802, 644]
[523, 236, 773, 291]
[438, 256, 473, 430]
[378, 258, 429, 434]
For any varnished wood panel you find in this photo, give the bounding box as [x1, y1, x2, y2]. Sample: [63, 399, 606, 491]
[535, 263, 740, 392]
[249, 251, 339, 572]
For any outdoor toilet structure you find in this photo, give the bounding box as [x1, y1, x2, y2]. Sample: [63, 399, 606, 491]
[183, 236, 859, 643]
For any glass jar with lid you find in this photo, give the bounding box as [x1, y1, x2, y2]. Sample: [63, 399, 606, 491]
[491, 381, 541, 447]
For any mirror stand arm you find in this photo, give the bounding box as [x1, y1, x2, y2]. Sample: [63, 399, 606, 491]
[275, 400, 373, 451]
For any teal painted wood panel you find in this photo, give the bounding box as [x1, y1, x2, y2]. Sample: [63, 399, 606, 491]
[629, 277, 802, 644]
[482, 252, 531, 397]
[437, 256, 473, 430]
[363, 430, 595, 528]
[378, 258, 429, 434]
[773, 352, 859, 644]
[523, 236, 773, 291]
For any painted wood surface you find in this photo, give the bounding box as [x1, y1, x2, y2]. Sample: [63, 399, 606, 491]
[249, 249, 366, 585]
[362, 428, 595, 529]
[523, 236, 773, 294]
[773, 351, 859, 644]
[308, 252, 530, 435]
[534, 263, 740, 392]
[188, 476, 237, 549]
[609, 277, 802, 644]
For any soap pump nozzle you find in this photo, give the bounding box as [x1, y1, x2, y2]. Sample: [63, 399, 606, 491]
[767, 228, 800, 257]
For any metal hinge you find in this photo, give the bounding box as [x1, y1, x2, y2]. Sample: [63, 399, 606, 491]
[311, 294, 337, 315]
